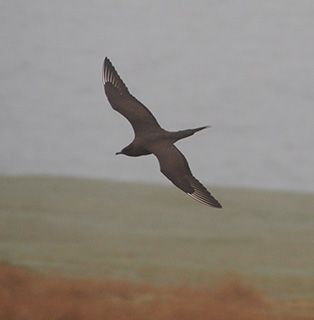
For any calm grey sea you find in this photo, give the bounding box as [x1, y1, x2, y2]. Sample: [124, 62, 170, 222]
[1, 0, 314, 191]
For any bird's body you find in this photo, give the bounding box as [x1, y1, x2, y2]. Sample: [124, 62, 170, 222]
[103, 57, 222, 208]
[117, 127, 209, 157]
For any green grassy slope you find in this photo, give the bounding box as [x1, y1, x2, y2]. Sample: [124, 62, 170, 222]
[0, 176, 313, 299]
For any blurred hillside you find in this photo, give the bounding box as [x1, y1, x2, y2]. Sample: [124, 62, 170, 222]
[1, 176, 313, 301]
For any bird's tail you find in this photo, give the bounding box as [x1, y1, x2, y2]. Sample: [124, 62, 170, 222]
[172, 125, 210, 142]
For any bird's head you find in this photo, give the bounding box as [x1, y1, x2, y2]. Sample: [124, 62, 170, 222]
[115, 144, 133, 156]
[115, 149, 126, 155]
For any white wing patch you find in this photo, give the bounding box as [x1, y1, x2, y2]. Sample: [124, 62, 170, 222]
[188, 181, 222, 208]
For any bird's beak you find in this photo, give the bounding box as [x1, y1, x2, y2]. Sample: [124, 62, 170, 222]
[115, 151, 122, 155]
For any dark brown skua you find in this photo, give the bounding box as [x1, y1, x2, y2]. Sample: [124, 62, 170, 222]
[102, 57, 222, 208]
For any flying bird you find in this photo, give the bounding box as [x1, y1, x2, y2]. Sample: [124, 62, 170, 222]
[102, 57, 222, 208]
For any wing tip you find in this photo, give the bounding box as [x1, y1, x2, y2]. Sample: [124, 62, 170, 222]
[103, 57, 111, 69]
[188, 192, 222, 208]
[102, 57, 113, 84]
[214, 202, 223, 209]
[102, 57, 108, 85]
[102, 57, 129, 93]
[188, 180, 223, 208]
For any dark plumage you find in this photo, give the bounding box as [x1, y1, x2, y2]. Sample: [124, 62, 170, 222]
[102, 57, 222, 208]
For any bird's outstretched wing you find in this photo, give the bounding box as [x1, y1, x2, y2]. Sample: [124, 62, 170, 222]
[103, 57, 162, 135]
[151, 143, 222, 208]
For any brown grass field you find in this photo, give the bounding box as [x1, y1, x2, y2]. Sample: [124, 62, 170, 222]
[0, 176, 314, 319]
[1, 263, 313, 320]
